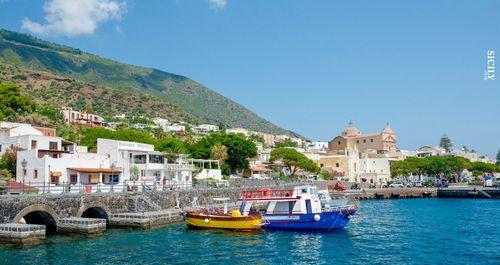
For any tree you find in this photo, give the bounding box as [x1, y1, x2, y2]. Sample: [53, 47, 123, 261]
[0, 82, 35, 120]
[439, 134, 453, 152]
[0, 148, 17, 177]
[275, 138, 298, 148]
[270, 148, 319, 178]
[425, 156, 471, 182]
[130, 166, 139, 181]
[470, 161, 499, 177]
[155, 138, 188, 154]
[210, 144, 228, 163]
[189, 133, 257, 173]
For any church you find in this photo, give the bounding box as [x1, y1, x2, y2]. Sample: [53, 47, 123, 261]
[328, 121, 398, 156]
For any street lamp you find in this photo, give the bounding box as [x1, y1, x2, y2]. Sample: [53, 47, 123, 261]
[21, 159, 27, 193]
[110, 162, 116, 192]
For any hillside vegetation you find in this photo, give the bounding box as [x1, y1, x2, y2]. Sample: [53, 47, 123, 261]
[0, 28, 295, 136]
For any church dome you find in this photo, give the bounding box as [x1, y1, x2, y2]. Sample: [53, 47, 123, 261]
[342, 121, 361, 137]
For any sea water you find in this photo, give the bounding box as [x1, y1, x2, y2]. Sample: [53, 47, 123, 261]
[1, 199, 498, 265]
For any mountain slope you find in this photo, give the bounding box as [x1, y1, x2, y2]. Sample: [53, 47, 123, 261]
[0, 28, 296, 136]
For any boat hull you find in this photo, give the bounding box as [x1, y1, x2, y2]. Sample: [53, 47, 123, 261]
[184, 212, 262, 231]
[262, 209, 356, 231]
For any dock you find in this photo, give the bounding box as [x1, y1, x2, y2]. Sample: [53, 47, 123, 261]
[437, 187, 500, 198]
[109, 209, 182, 229]
[336, 188, 437, 200]
[0, 224, 46, 246]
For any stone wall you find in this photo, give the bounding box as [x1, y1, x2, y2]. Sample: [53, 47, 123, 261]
[0, 181, 328, 224]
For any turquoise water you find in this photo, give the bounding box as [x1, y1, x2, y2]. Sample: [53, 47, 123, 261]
[1, 199, 499, 265]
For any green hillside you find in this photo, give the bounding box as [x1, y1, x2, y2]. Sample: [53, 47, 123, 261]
[0, 28, 296, 136]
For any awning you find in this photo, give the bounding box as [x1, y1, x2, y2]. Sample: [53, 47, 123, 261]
[50, 171, 62, 177]
[251, 166, 271, 172]
[67, 167, 122, 173]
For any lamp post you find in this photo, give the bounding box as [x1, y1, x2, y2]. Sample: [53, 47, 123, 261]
[110, 162, 116, 192]
[47, 165, 51, 194]
[21, 159, 27, 194]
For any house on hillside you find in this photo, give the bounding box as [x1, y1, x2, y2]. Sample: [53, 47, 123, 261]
[61, 107, 104, 127]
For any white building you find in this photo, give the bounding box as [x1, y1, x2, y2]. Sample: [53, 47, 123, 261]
[359, 157, 391, 185]
[96, 139, 195, 187]
[0, 122, 75, 156]
[16, 149, 117, 193]
[152, 118, 170, 131]
[416, 146, 447, 157]
[166, 124, 185, 133]
[192, 124, 219, 134]
[306, 141, 329, 152]
[226, 128, 249, 136]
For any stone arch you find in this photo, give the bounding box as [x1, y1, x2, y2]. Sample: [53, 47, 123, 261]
[77, 204, 111, 221]
[13, 204, 59, 234]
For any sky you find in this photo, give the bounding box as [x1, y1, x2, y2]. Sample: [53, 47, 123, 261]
[0, 0, 499, 157]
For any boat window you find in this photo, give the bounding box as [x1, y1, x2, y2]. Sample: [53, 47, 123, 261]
[301, 188, 308, 194]
[274, 201, 294, 214]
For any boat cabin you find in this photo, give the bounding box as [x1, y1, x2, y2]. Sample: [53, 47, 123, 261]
[239, 185, 322, 216]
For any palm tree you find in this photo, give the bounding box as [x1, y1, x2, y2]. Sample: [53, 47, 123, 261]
[211, 144, 228, 163]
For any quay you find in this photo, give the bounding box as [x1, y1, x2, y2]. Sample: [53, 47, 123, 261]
[338, 187, 437, 200]
[0, 224, 45, 246]
[110, 209, 182, 229]
[57, 218, 106, 236]
[437, 186, 500, 198]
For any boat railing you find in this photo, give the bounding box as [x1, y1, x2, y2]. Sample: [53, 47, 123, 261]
[240, 188, 295, 200]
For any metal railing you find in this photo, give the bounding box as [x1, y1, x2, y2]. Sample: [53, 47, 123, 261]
[1, 179, 331, 196]
[1, 180, 194, 195]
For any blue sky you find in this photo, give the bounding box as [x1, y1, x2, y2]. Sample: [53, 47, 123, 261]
[0, 0, 499, 157]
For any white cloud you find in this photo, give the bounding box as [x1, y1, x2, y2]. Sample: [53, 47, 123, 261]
[21, 0, 127, 37]
[208, 0, 227, 11]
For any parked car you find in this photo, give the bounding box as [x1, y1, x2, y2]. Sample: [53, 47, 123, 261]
[389, 182, 405, 188]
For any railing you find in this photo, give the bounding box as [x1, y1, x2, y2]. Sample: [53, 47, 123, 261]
[0, 179, 329, 196]
[240, 189, 295, 200]
[1, 180, 194, 195]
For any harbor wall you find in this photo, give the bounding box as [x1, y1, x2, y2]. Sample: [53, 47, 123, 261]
[0, 182, 321, 224]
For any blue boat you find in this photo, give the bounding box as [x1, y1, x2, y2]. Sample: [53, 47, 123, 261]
[238, 185, 357, 231]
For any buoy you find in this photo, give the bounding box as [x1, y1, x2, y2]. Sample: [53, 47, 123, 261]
[204, 218, 209, 223]
[314, 214, 321, 221]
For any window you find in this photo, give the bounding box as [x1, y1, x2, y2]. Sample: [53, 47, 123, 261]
[31, 140, 37, 149]
[33, 170, 38, 179]
[363, 139, 366, 143]
[134, 155, 147, 164]
[0, 144, 2, 152]
[149, 155, 164, 164]
[70, 174, 78, 184]
[336, 163, 340, 167]
[370, 139, 374, 143]
[49, 141, 58, 150]
[356, 140, 359, 143]
[51, 175, 59, 184]
[338, 141, 341, 145]
[141, 170, 146, 177]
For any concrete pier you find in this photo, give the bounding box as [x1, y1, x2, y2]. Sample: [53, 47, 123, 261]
[109, 209, 182, 229]
[57, 218, 106, 236]
[437, 187, 500, 198]
[0, 223, 46, 245]
[337, 188, 437, 200]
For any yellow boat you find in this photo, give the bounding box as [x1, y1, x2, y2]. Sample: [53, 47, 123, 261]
[184, 210, 262, 231]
